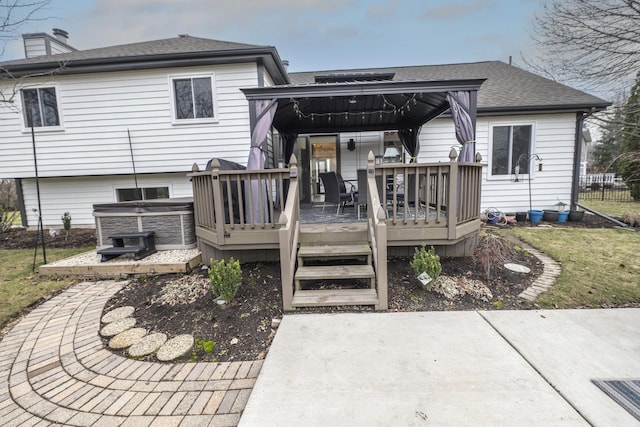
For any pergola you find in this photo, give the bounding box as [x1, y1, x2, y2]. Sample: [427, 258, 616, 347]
[241, 76, 485, 168]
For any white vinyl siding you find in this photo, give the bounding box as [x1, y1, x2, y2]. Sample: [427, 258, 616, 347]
[418, 113, 577, 213]
[19, 173, 193, 227]
[338, 132, 383, 187]
[23, 38, 48, 58]
[0, 63, 258, 179]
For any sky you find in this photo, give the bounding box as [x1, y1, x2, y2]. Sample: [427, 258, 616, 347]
[3, 0, 543, 72]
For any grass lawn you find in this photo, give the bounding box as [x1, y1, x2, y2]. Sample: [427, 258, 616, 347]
[0, 247, 92, 328]
[508, 227, 640, 308]
[579, 199, 640, 217]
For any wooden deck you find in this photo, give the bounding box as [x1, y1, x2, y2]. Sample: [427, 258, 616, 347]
[188, 151, 484, 310]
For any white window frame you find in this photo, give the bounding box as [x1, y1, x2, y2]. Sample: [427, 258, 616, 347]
[19, 84, 64, 132]
[487, 121, 536, 181]
[114, 185, 172, 202]
[169, 73, 218, 125]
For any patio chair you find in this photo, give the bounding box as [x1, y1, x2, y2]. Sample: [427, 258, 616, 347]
[405, 173, 425, 215]
[356, 169, 367, 220]
[319, 172, 353, 215]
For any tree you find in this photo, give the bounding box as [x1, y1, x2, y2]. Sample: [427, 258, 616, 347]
[1, 0, 53, 109]
[0, 0, 51, 56]
[589, 105, 624, 173]
[529, 0, 640, 94]
[619, 72, 640, 199]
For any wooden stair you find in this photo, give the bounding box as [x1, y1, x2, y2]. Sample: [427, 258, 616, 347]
[291, 226, 379, 308]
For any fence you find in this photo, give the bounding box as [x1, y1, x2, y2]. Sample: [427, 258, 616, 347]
[579, 174, 633, 202]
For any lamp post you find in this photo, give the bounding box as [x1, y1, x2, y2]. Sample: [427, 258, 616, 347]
[514, 153, 542, 223]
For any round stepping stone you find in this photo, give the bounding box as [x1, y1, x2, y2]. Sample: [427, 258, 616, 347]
[128, 333, 167, 358]
[108, 328, 147, 350]
[102, 306, 135, 323]
[100, 317, 136, 337]
[156, 334, 195, 361]
[504, 263, 531, 274]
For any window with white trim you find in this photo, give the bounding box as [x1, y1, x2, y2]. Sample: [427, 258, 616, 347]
[21, 87, 61, 128]
[170, 75, 216, 122]
[490, 124, 533, 176]
[116, 187, 169, 202]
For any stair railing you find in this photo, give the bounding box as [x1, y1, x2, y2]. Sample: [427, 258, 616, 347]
[366, 152, 388, 310]
[278, 155, 300, 311]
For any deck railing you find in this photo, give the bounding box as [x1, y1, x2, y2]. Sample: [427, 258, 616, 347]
[189, 149, 483, 248]
[278, 156, 300, 311]
[374, 149, 483, 230]
[189, 159, 291, 243]
[365, 153, 388, 310]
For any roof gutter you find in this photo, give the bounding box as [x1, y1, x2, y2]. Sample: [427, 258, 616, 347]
[241, 78, 486, 100]
[477, 103, 611, 116]
[0, 47, 291, 84]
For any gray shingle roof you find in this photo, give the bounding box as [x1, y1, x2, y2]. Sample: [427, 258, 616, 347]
[1, 35, 266, 66]
[289, 61, 610, 112]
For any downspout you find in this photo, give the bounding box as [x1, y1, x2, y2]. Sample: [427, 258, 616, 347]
[15, 178, 27, 227]
[570, 111, 585, 211]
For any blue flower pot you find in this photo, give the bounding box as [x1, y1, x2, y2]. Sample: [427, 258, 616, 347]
[528, 209, 543, 224]
[557, 211, 569, 223]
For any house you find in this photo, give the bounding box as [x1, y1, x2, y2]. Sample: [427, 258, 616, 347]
[0, 31, 610, 309]
[0, 31, 609, 229]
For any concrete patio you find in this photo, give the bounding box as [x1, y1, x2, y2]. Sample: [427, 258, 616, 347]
[240, 309, 640, 426]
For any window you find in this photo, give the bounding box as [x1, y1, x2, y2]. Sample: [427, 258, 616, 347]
[490, 124, 533, 176]
[21, 87, 60, 128]
[171, 75, 215, 122]
[116, 187, 169, 202]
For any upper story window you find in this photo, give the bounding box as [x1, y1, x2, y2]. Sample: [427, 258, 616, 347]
[170, 74, 216, 123]
[21, 87, 61, 128]
[490, 124, 534, 177]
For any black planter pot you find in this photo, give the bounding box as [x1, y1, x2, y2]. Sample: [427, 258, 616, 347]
[568, 210, 584, 222]
[543, 209, 558, 222]
[515, 212, 527, 223]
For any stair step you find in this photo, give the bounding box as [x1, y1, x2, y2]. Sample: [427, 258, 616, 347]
[291, 289, 378, 307]
[295, 265, 374, 281]
[298, 243, 371, 258]
[300, 223, 367, 244]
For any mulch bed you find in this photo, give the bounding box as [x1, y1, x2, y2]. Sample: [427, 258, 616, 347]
[0, 212, 626, 363]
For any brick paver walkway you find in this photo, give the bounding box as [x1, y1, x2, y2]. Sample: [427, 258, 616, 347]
[0, 280, 262, 426]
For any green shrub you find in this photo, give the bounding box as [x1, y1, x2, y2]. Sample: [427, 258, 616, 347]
[61, 212, 72, 231]
[208, 258, 242, 302]
[410, 245, 441, 288]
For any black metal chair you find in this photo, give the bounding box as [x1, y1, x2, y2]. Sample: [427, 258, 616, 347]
[319, 172, 353, 215]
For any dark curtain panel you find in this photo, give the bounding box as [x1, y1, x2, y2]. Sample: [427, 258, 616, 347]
[398, 127, 421, 162]
[447, 91, 475, 162]
[280, 132, 298, 166]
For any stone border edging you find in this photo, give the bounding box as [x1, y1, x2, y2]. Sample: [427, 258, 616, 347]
[497, 230, 562, 302]
[518, 247, 562, 302]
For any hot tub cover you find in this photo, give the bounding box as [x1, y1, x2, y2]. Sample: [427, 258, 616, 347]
[93, 197, 194, 214]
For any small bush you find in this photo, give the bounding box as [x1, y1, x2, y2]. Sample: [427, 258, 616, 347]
[410, 245, 441, 288]
[61, 212, 72, 231]
[208, 258, 242, 302]
[474, 232, 516, 281]
[0, 209, 19, 233]
[621, 211, 640, 227]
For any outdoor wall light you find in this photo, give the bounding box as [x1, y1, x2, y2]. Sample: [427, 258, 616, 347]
[348, 138, 356, 151]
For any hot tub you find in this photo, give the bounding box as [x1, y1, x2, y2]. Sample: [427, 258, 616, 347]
[93, 197, 196, 250]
